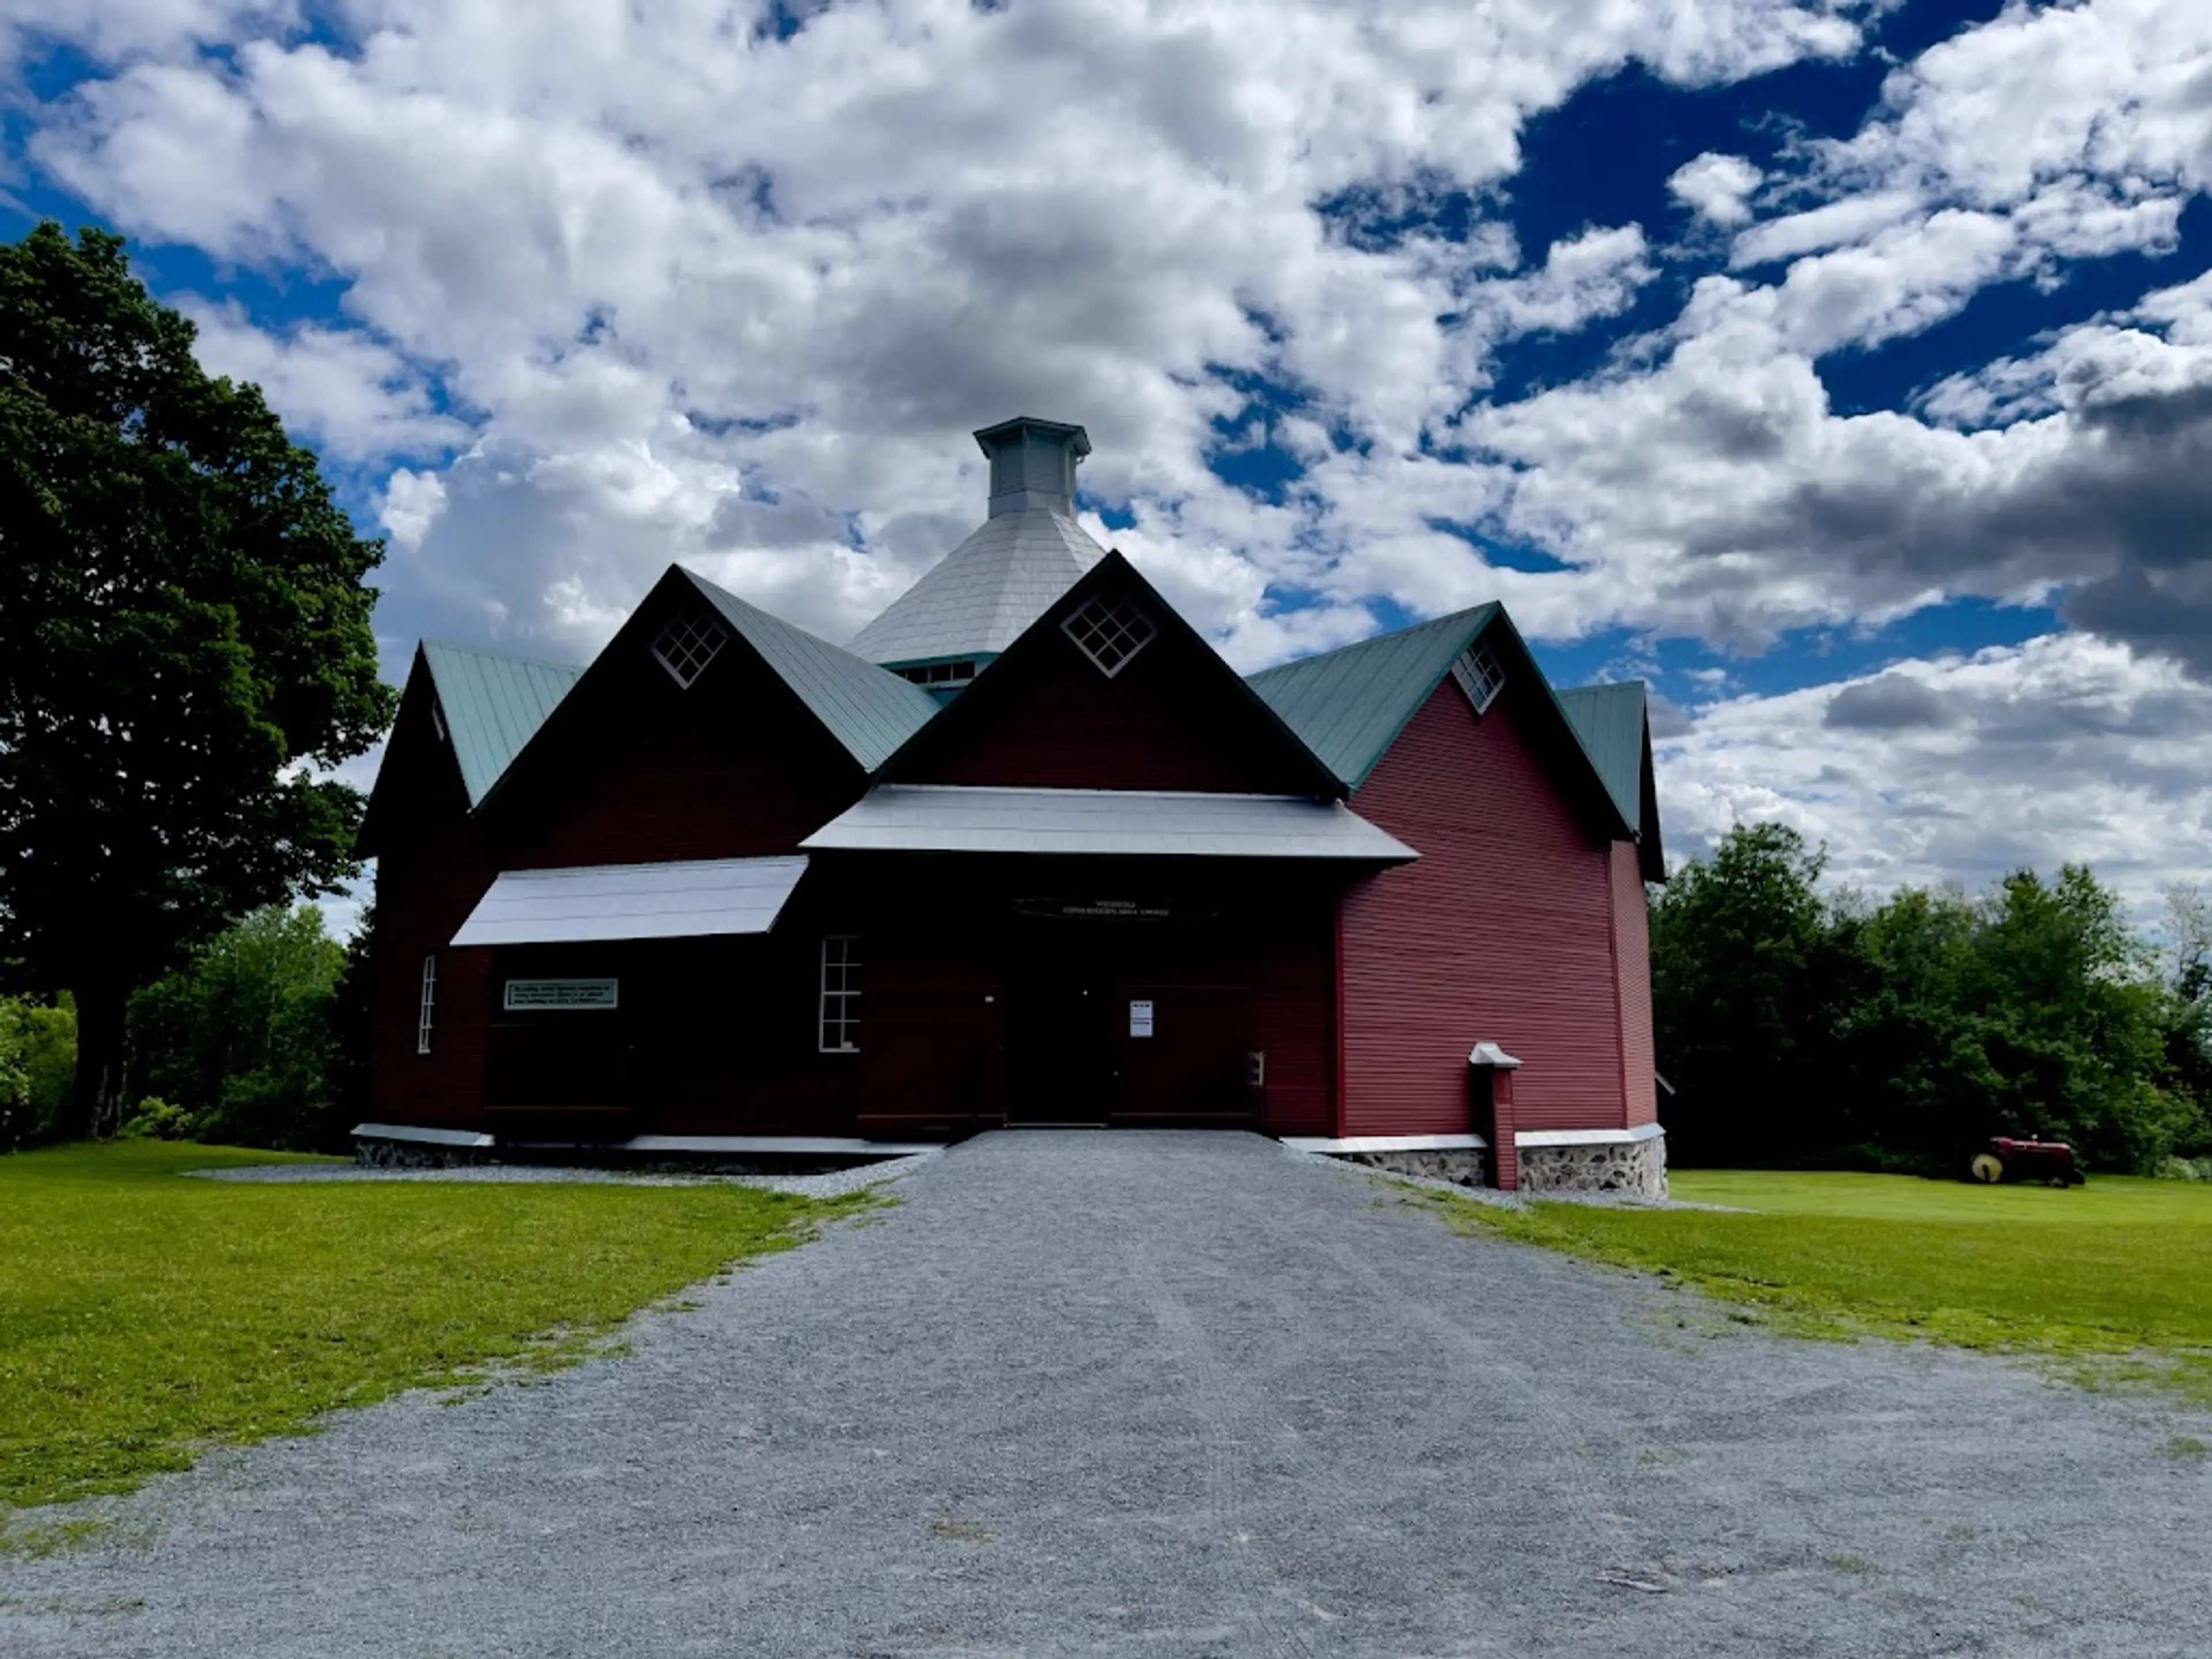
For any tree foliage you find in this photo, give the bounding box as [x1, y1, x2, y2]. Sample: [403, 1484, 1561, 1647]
[1652, 826, 2209, 1174]
[127, 905, 353, 1151]
[0, 222, 393, 1134]
[0, 994, 77, 1150]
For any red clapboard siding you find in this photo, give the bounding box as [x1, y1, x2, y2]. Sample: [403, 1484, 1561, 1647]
[1611, 840, 1658, 1128]
[915, 612, 1309, 794]
[1340, 680, 1628, 1136]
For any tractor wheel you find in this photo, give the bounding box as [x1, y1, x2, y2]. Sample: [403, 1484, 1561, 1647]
[1969, 1152, 2005, 1183]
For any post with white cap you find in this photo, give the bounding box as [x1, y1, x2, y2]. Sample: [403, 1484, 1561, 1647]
[1468, 1042, 1523, 1190]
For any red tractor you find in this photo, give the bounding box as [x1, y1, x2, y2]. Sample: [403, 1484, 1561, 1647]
[1967, 1136, 2085, 1187]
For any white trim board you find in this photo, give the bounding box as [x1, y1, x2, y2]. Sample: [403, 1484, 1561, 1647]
[351, 1122, 495, 1149]
[1281, 1134, 1488, 1154]
[505, 1134, 941, 1157]
[1513, 1123, 1665, 1149]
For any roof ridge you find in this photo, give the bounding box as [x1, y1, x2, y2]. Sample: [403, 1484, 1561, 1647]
[1245, 602, 1498, 684]
[421, 637, 585, 674]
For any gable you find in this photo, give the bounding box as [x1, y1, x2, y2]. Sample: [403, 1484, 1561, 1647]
[1246, 606, 1496, 790]
[1557, 680, 1665, 880]
[876, 552, 1342, 797]
[1249, 604, 1634, 842]
[423, 643, 584, 807]
[487, 599, 865, 869]
[475, 565, 940, 833]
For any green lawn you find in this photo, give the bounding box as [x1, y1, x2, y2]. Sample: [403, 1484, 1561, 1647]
[1423, 1169, 2212, 1397]
[0, 1141, 858, 1521]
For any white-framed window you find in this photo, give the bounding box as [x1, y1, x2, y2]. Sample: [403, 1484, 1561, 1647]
[1061, 592, 1157, 679]
[416, 953, 438, 1055]
[653, 606, 727, 688]
[819, 935, 861, 1053]
[1450, 643, 1506, 715]
[430, 700, 448, 743]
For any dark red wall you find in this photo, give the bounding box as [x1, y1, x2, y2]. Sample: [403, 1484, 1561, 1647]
[1611, 840, 1658, 1128]
[909, 610, 1313, 794]
[366, 673, 498, 1132]
[1339, 679, 1633, 1137]
[498, 648, 857, 870]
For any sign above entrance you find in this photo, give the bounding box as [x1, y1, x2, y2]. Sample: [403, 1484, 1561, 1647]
[1011, 897, 1219, 924]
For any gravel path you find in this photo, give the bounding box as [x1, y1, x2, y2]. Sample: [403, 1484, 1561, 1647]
[6, 1130, 2208, 1657]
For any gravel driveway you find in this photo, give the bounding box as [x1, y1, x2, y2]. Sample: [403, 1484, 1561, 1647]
[5, 1130, 2208, 1657]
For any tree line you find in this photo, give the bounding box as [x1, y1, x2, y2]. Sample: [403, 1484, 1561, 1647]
[1652, 823, 2212, 1175]
[0, 904, 373, 1152]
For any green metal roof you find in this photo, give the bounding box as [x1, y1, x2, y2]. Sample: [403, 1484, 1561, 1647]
[681, 569, 940, 772]
[1244, 605, 1498, 790]
[1556, 682, 1647, 832]
[421, 641, 584, 807]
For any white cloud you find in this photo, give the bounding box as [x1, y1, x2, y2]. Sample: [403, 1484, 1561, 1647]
[183, 298, 466, 462]
[24, 0, 1869, 660]
[1658, 632, 2212, 914]
[1669, 151, 1763, 228]
[14, 0, 2212, 897]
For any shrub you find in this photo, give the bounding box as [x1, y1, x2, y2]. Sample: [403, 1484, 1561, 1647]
[119, 1097, 197, 1141]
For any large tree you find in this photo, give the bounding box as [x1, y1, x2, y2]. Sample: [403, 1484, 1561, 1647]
[0, 222, 392, 1137]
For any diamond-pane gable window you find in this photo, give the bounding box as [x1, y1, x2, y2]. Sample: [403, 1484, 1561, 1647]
[1061, 592, 1158, 679]
[1450, 643, 1506, 715]
[653, 606, 726, 688]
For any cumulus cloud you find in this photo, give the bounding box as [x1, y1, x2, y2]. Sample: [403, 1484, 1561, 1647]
[1660, 634, 2212, 912]
[1669, 151, 1763, 228]
[14, 0, 2212, 896]
[22, 0, 1870, 657]
[183, 299, 467, 463]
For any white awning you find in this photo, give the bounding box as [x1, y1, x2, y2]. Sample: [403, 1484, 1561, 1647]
[800, 786, 1416, 861]
[452, 856, 809, 947]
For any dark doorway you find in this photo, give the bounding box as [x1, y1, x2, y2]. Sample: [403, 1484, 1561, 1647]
[1005, 925, 1118, 1125]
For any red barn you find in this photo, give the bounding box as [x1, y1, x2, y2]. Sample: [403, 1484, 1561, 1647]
[358, 418, 1667, 1192]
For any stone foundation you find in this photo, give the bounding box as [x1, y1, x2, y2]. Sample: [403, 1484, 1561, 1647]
[1516, 1133, 1667, 1198]
[1335, 1146, 1490, 1189]
[354, 1135, 495, 1169]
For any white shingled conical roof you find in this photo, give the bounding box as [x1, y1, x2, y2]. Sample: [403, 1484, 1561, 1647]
[848, 417, 1108, 666]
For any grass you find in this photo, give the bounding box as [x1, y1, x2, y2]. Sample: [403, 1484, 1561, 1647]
[1417, 1169, 2212, 1399]
[0, 1140, 861, 1524]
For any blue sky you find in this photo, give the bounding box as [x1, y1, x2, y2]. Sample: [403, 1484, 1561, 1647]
[5, 0, 2209, 911]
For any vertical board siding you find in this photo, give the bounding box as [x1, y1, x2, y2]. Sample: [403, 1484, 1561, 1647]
[1340, 681, 1630, 1136]
[914, 608, 1313, 794]
[1611, 840, 1659, 1127]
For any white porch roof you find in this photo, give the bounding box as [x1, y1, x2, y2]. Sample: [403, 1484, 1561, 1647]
[800, 785, 1417, 861]
[451, 856, 809, 946]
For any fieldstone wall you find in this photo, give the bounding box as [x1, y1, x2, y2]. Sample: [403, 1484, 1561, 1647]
[354, 1135, 494, 1169]
[1516, 1134, 1667, 1198]
[1334, 1147, 1490, 1189]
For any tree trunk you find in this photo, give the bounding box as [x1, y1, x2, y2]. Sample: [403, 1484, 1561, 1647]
[67, 982, 131, 1140]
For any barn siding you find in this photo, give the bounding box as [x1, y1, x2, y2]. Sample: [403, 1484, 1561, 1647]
[367, 685, 499, 1131]
[912, 606, 1312, 794]
[499, 649, 856, 871]
[1611, 840, 1658, 1128]
[1252, 900, 1336, 1135]
[1340, 680, 1629, 1136]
